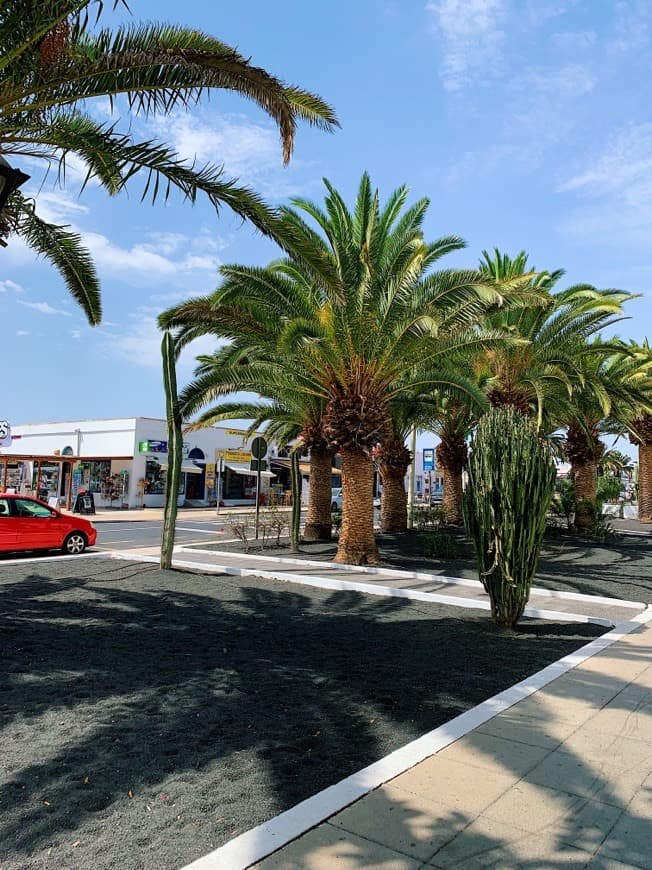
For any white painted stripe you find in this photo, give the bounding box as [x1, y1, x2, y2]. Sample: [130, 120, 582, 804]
[0, 551, 105, 566]
[107, 552, 616, 627]
[175, 527, 227, 534]
[175, 547, 645, 609]
[182, 606, 652, 870]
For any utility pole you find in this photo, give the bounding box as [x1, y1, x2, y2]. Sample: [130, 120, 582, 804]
[407, 425, 417, 529]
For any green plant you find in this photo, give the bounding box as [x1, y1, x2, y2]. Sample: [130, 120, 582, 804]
[550, 478, 576, 529]
[160, 331, 182, 570]
[463, 407, 556, 628]
[408, 505, 445, 530]
[596, 475, 622, 507]
[419, 530, 457, 559]
[331, 510, 342, 533]
[590, 515, 619, 544]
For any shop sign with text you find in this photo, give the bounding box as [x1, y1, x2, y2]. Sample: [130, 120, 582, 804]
[0, 420, 11, 448]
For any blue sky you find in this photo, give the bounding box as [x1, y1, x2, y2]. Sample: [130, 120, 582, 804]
[3, 0, 652, 447]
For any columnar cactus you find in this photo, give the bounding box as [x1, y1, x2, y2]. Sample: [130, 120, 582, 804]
[463, 407, 556, 628]
[161, 331, 183, 570]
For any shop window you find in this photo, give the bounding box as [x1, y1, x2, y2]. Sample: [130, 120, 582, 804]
[144, 461, 184, 495]
[78, 460, 111, 493]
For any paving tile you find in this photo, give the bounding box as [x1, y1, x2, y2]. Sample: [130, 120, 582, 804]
[255, 823, 421, 869]
[482, 781, 589, 832]
[475, 710, 578, 749]
[578, 650, 652, 684]
[440, 730, 552, 777]
[387, 756, 516, 816]
[592, 807, 652, 869]
[587, 858, 650, 870]
[561, 728, 652, 770]
[428, 825, 593, 868]
[328, 783, 466, 862]
[523, 746, 651, 807]
[579, 690, 652, 744]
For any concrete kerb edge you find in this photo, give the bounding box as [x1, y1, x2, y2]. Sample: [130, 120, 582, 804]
[175, 546, 645, 610]
[178, 603, 652, 870]
[110, 552, 616, 628]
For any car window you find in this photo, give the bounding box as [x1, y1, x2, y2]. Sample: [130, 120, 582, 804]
[14, 499, 52, 518]
[0, 498, 10, 518]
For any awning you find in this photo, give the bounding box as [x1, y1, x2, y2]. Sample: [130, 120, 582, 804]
[225, 461, 276, 479]
[156, 460, 203, 474]
[271, 458, 341, 476]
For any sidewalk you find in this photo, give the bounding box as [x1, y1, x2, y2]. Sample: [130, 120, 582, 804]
[64, 505, 272, 523]
[253, 616, 652, 869]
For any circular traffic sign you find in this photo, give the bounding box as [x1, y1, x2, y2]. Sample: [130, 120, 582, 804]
[251, 436, 268, 459]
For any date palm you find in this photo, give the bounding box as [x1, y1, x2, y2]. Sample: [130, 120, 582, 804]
[618, 339, 652, 522]
[0, 0, 337, 324]
[164, 175, 537, 564]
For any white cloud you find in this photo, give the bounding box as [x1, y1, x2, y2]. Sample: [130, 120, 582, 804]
[98, 307, 218, 370]
[425, 0, 506, 91]
[25, 190, 90, 224]
[0, 279, 24, 293]
[558, 123, 652, 241]
[18, 300, 72, 316]
[81, 230, 222, 282]
[551, 30, 597, 50]
[525, 0, 577, 26]
[16, 330, 31, 337]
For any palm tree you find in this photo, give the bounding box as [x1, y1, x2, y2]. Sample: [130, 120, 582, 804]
[164, 175, 537, 564]
[433, 399, 476, 525]
[0, 0, 338, 323]
[476, 250, 633, 430]
[598, 449, 633, 478]
[619, 339, 652, 522]
[563, 340, 652, 530]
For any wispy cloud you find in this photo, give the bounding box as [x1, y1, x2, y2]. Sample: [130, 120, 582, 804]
[425, 0, 506, 91]
[18, 300, 72, 316]
[558, 123, 652, 241]
[98, 306, 218, 370]
[16, 330, 31, 337]
[0, 279, 24, 293]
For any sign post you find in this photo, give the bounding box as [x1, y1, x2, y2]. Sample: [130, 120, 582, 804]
[251, 436, 268, 539]
[216, 456, 224, 514]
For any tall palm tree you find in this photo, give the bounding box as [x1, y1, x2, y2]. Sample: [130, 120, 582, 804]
[433, 399, 476, 525]
[164, 175, 533, 564]
[0, 0, 338, 323]
[619, 339, 652, 522]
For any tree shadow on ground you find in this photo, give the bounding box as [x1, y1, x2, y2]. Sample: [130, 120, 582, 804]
[0, 560, 601, 868]
[261, 635, 652, 868]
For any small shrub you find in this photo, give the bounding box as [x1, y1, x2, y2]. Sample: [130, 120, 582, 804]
[409, 505, 445, 530]
[419, 530, 457, 559]
[229, 515, 252, 553]
[590, 515, 619, 544]
[259, 505, 287, 547]
[549, 479, 575, 529]
[331, 510, 342, 534]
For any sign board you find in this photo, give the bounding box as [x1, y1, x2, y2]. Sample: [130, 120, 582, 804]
[423, 448, 435, 472]
[251, 436, 268, 459]
[250, 459, 267, 472]
[0, 420, 11, 448]
[138, 439, 167, 453]
[216, 448, 251, 462]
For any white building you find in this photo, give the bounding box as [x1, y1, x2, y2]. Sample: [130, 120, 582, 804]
[0, 417, 286, 509]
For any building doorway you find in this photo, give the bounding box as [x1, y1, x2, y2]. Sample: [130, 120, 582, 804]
[185, 448, 206, 500]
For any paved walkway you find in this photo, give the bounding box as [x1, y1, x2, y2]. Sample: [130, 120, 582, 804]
[253, 616, 652, 869]
[123, 546, 645, 627]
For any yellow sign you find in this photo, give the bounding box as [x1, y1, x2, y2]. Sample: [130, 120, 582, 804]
[225, 428, 249, 436]
[205, 463, 216, 474]
[216, 448, 251, 462]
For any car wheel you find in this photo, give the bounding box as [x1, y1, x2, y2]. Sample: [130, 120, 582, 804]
[63, 532, 87, 555]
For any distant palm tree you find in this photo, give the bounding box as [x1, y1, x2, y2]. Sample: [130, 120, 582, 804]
[620, 339, 652, 522]
[598, 449, 633, 478]
[0, 0, 338, 323]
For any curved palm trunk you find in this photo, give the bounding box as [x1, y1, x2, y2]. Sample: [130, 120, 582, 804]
[378, 466, 408, 532]
[573, 463, 597, 531]
[303, 446, 334, 540]
[639, 443, 652, 523]
[335, 448, 378, 565]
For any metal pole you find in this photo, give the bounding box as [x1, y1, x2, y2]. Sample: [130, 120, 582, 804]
[407, 425, 417, 529]
[216, 457, 223, 515]
[255, 463, 262, 539]
[1, 458, 7, 492]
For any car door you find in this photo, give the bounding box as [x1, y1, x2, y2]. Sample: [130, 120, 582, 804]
[13, 497, 62, 550]
[0, 497, 18, 551]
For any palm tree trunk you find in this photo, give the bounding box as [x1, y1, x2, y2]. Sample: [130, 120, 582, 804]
[335, 448, 379, 565]
[379, 466, 408, 532]
[441, 466, 464, 525]
[573, 462, 597, 531]
[639, 443, 652, 523]
[303, 446, 334, 540]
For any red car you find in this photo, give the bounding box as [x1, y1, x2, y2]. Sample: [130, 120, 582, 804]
[0, 493, 97, 555]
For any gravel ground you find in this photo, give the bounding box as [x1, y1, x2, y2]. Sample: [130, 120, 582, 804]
[195, 527, 652, 604]
[0, 558, 603, 870]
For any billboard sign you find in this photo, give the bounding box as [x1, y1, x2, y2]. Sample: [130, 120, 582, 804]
[423, 448, 435, 472]
[0, 420, 11, 448]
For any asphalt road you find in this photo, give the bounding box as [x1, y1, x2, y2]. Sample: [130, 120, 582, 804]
[94, 516, 234, 551]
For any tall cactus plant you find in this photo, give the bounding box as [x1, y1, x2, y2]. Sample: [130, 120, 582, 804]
[161, 331, 183, 570]
[463, 407, 556, 628]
